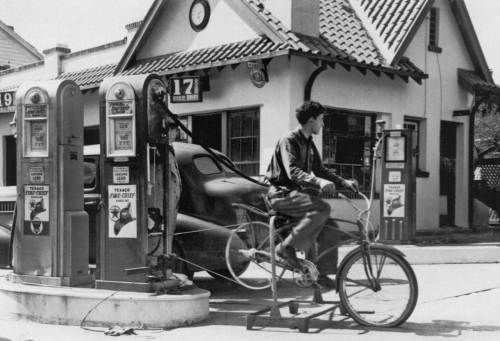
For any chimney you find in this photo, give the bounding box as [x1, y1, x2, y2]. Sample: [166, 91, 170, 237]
[125, 20, 143, 46]
[42, 44, 71, 76]
[260, 0, 320, 37]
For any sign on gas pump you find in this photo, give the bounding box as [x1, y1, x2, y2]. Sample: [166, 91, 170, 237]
[108, 185, 137, 238]
[24, 185, 50, 236]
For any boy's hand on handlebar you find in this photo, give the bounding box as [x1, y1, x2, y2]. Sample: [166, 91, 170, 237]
[319, 179, 336, 195]
[342, 179, 359, 193]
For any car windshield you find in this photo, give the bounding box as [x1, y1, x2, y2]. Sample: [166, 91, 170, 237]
[193, 156, 222, 175]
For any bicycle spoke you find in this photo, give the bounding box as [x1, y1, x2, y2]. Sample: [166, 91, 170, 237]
[225, 222, 287, 290]
[341, 277, 376, 289]
[375, 254, 386, 279]
[338, 249, 418, 327]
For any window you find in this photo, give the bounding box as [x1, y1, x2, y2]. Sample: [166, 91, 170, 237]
[84, 126, 100, 145]
[177, 117, 189, 143]
[428, 7, 442, 53]
[322, 109, 376, 196]
[404, 119, 426, 176]
[83, 159, 97, 189]
[193, 156, 222, 175]
[228, 109, 260, 176]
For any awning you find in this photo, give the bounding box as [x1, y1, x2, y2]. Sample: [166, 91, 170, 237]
[458, 68, 500, 95]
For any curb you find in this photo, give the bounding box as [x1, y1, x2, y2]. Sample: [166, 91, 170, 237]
[339, 243, 500, 264]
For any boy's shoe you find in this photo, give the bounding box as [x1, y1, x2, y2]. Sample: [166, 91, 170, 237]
[276, 244, 303, 270]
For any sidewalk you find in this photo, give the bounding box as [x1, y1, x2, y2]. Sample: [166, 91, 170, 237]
[339, 226, 500, 265]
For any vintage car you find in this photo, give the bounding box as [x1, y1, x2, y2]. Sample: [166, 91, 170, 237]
[0, 142, 269, 280]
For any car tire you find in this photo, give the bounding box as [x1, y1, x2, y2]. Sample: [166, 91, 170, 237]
[208, 261, 249, 281]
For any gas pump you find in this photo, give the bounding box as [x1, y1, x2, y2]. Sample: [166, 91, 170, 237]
[12, 80, 92, 286]
[379, 128, 417, 244]
[96, 74, 176, 292]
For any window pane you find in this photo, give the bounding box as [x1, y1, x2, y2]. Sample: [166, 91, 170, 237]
[242, 112, 253, 136]
[253, 164, 260, 176]
[241, 138, 252, 161]
[231, 139, 241, 161]
[253, 112, 260, 135]
[252, 138, 260, 161]
[231, 114, 241, 137]
[240, 163, 252, 176]
[193, 156, 221, 175]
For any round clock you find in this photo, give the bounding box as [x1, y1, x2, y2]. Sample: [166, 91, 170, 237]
[189, 0, 211, 32]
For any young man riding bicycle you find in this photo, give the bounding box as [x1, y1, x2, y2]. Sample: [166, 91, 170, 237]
[265, 100, 357, 288]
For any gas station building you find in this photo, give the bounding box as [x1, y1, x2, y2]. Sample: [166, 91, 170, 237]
[1, 0, 500, 233]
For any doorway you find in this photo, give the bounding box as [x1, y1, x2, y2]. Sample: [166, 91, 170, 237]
[4, 135, 16, 186]
[440, 121, 458, 226]
[192, 114, 222, 152]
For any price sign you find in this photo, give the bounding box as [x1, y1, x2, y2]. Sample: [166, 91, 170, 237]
[169, 76, 202, 103]
[0, 92, 15, 108]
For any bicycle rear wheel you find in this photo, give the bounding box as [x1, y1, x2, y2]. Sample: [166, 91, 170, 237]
[338, 248, 418, 327]
[225, 221, 286, 290]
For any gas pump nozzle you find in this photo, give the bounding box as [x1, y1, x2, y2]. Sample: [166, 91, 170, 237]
[376, 120, 386, 139]
[153, 86, 167, 102]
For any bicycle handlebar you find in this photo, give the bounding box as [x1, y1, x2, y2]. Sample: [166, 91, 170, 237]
[338, 191, 371, 215]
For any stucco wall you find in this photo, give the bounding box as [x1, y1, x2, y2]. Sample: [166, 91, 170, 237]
[138, 0, 258, 60]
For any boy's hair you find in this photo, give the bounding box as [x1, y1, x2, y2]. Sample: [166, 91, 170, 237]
[295, 101, 325, 124]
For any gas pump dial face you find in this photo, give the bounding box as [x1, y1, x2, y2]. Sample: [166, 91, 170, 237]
[386, 136, 406, 162]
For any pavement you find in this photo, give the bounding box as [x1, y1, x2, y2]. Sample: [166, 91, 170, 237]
[0, 226, 499, 340]
[1, 263, 500, 341]
[335, 226, 500, 265]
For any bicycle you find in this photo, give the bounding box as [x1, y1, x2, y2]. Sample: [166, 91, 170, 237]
[225, 130, 418, 328]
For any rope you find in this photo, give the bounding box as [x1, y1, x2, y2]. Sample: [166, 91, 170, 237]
[176, 256, 301, 289]
[172, 224, 240, 236]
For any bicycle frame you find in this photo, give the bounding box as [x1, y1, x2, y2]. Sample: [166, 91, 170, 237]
[232, 129, 385, 268]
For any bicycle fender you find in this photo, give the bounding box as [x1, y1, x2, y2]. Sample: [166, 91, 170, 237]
[335, 243, 406, 292]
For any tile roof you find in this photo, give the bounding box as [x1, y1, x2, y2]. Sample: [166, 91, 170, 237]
[1, 0, 431, 93]
[320, 0, 382, 65]
[54, 64, 116, 90]
[0, 83, 21, 92]
[458, 68, 500, 94]
[120, 0, 426, 83]
[349, 0, 430, 64]
[0, 63, 117, 93]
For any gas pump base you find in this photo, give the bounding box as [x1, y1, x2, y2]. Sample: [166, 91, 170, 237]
[0, 277, 210, 328]
[8, 273, 93, 287]
[94, 278, 181, 292]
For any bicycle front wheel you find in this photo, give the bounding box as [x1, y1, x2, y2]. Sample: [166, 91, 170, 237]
[338, 248, 418, 327]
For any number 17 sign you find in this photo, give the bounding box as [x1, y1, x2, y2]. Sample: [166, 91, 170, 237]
[169, 76, 202, 103]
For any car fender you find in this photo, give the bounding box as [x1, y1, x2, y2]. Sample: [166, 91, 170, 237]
[174, 213, 241, 273]
[335, 243, 406, 292]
